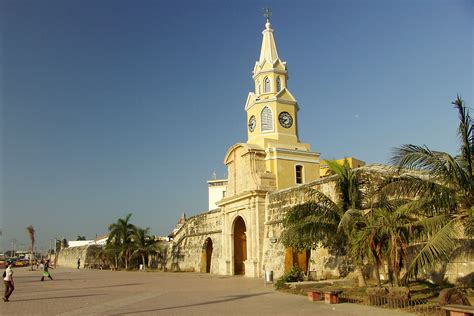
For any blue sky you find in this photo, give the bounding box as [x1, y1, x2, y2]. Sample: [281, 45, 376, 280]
[1, 0, 472, 252]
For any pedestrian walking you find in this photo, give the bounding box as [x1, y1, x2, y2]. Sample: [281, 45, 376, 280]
[41, 259, 53, 281]
[3, 261, 14, 302]
[77, 258, 80, 269]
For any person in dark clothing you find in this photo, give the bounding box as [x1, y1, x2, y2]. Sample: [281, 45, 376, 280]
[41, 260, 53, 281]
[3, 261, 14, 302]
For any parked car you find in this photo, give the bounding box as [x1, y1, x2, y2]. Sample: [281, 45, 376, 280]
[14, 258, 29, 267]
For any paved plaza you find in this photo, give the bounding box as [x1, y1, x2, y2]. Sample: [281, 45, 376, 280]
[3, 267, 414, 315]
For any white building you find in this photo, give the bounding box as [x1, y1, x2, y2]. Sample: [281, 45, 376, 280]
[207, 179, 227, 210]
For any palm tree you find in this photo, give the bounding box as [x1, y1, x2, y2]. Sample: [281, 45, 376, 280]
[108, 213, 135, 269]
[372, 204, 417, 286]
[105, 239, 122, 270]
[131, 227, 158, 270]
[388, 96, 473, 282]
[281, 159, 368, 286]
[26, 225, 35, 270]
[339, 208, 383, 286]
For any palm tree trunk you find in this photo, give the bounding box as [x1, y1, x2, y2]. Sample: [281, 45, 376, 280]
[142, 254, 146, 271]
[356, 266, 367, 287]
[30, 241, 35, 271]
[393, 259, 401, 287]
[374, 262, 382, 287]
[391, 242, 401, 286]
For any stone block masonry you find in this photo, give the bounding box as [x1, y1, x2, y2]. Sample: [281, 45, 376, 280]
[55, 245, 88, 268]
[167, 209, 223, 274]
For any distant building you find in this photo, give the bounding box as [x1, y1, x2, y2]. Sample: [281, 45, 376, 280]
[66, 234, 109, 248]
[68, 240, 94, 248]
[94, 233, 109, 246]
[319, 157, 366, 178]
[207, 179, 228, 210]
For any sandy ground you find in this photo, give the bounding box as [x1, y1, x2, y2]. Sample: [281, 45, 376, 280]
[2, 267, 414, 315]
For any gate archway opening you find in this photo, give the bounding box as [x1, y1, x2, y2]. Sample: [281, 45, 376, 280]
[200, 238, 213, 273]
[233, 216, 247, 275]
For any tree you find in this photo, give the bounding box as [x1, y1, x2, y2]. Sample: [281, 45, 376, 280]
[131, 227, 158, 270]
[76, 235, 86, 241]
[281, 159, 368, 286]
[26, 225, 35, 270]
[108, 213, 135, 269]
[105, 238, 122, 270]
[388, 96, 474, 282]
[339, 208, 384, 286]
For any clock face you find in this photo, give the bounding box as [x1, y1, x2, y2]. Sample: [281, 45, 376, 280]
[278, 112, 293, 128]
[248, 115, 256, 132]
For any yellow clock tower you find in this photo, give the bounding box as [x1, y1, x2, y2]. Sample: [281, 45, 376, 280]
[245, 18, 320, 189]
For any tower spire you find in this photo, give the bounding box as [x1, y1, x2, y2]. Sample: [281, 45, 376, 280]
[259, 8, 279, 65]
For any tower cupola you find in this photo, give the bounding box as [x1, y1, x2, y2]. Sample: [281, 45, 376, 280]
[245, 19, 301, 149]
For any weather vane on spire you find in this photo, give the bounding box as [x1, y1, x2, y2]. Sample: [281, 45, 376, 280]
[263, 7, 272, 22]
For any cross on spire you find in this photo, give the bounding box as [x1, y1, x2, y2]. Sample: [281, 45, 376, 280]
[263, 7, 272, 22]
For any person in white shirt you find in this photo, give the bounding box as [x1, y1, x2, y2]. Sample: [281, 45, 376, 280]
[3, 261, 14, 302]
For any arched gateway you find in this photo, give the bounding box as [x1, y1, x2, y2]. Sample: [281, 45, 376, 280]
[233, 216, 247, 275]
[200, 238, 213, 273]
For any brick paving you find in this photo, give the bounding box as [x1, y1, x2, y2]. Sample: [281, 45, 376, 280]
[2, 267, 414, 315]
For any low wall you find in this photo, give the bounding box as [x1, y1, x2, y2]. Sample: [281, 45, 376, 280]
[56, 245, 88, 268]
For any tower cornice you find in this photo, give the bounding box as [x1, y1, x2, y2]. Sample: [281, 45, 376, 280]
[252, 68, 287, 79]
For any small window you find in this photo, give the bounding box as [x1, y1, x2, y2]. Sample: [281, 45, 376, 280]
[295, 165, 303, 184]
[276, 77, 281, 92]
[261, 106, 273, 132]
[264, 77, 271, 93]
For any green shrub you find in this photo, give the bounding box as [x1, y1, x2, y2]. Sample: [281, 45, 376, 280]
[388, 286, 410, 299]
[274, 266, 305, 289]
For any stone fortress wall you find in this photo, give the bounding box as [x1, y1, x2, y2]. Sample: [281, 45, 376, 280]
[168, 208, 223, 273]
[55, 245, 88, 268]
[168, 172, 345, 279]
[262, 175, 342, 279]
[171, 165, 474, 284]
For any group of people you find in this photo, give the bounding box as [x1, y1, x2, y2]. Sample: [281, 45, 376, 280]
[3, 259, 54, 302]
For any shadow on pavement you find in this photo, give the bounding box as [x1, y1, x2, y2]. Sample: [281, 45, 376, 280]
[8, 293, 107, 302]
[26, 283, 145, 293]
[111, 292, 271, 315]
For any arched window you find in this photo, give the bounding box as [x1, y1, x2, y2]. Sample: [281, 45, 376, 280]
[276, 77, 281, 92]
[264, 77, 271, 93]
[295, 165, 303, 184]
[261, 106, 273, 132]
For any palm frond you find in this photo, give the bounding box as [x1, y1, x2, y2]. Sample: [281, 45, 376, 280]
[26, 225, 35, 244]
[325, 159, 363, 209]
[452, 96, 473, 175]
[403, 217, 460, 282]
[338, 209, 365, 234]
[378, 175, 458, 215]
